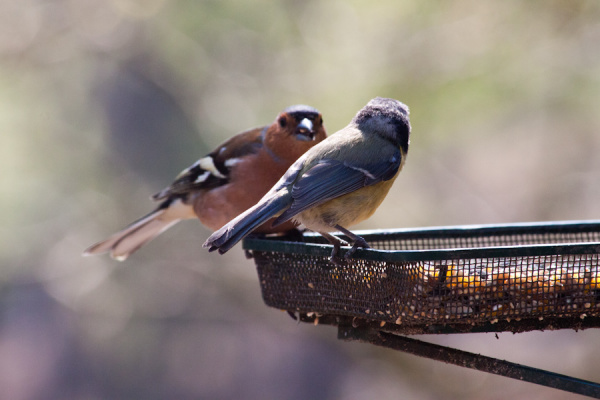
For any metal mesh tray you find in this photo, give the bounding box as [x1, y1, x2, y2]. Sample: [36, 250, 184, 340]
[243, 220, 600, 334]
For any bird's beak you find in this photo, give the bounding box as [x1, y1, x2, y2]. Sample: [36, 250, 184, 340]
[295, 118, 315, 141]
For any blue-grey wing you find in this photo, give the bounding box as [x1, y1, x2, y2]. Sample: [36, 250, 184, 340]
[272, 149, 401, 226]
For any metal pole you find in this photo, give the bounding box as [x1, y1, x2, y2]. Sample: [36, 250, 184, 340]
[339, 326, 600, 399]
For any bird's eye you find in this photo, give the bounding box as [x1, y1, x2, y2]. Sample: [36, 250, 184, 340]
[278, 117, 287, 128]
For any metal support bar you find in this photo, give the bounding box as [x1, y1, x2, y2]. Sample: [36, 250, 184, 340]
[339, 326, 600, 398]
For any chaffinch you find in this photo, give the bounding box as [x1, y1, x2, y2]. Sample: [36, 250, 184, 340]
[84, 105, 327, 260]
[204, 97, 411, 264]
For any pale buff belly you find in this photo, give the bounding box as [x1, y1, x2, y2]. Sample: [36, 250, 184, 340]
[295, 178, 396, 232]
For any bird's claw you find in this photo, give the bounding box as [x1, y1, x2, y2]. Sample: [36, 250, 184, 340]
[329, 255, 346, 267]
[344, 237, 370, 259]
[323, 230, 370, 266]
[327, 246, 344, 268]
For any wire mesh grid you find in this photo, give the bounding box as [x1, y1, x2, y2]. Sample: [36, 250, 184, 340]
[244, 220, 600, 334]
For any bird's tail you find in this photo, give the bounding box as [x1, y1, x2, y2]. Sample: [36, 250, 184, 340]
[83, 198, 194, 261]
[203, 191, 290, 254]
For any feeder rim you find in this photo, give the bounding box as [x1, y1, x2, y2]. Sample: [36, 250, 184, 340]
[242, 219, 600, 262]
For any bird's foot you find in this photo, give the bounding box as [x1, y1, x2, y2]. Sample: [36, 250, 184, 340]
[328, 244, 345, 267]
[316, 231, 347, 267]
[330, 225, 369, 261]
[344, 236, 370, 259]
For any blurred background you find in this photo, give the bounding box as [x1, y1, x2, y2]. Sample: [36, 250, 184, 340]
[2, 0, 600, 399]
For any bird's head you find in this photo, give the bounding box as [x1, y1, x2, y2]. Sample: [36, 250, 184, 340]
[262, 104, 327, 164]
[353, 97, 411, 154]
[278, 105, 326, 142]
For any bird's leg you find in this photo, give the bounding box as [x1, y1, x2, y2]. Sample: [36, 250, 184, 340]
[334, 225, 370, 259]
[319, 231, 348, 266]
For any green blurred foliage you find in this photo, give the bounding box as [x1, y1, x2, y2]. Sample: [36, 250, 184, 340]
[1, 0, 600, 399]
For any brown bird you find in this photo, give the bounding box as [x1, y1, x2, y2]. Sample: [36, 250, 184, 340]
[84, 105, 327, 260]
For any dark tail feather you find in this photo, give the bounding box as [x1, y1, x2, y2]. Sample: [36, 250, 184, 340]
[203, 192, 290, 254]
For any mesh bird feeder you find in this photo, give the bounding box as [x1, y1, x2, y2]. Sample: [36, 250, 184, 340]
[243, 220, 600, 398]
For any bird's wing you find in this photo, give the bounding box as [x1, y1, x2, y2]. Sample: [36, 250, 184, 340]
[152, 127, 265, 199]
[272, 149, 401, 226]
